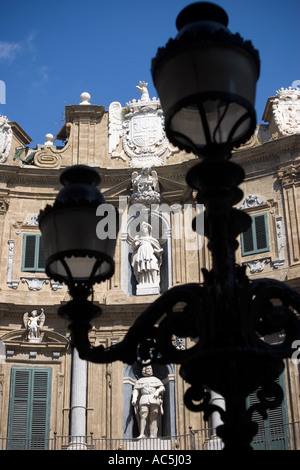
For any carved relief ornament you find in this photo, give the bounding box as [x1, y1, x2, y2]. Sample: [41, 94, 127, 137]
[272, 87, 300, 136]
[108, 82, 178, 167]
[0, 196, 9, 213]
[239, 194, 265, 210]
[33, 149, 61, 168]
[278, 163, 300, 187]
[0, 116, 12, 163]
[130, 167, 161, 205]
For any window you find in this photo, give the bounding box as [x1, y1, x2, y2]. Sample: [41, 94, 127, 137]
[22, 234, 45, 272]
[241, 213, 269, 256]
[247, 373, 290, 450]
[7, 367, 52, 450]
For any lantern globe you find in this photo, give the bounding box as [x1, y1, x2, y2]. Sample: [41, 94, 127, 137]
[151, 2, 260, 158]
[38, 165, 118, 287]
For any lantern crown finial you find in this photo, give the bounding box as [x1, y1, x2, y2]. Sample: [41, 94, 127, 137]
[176, 2, 228, 31]
[60, 164, 100, 187]
[151, 2, 260, 157]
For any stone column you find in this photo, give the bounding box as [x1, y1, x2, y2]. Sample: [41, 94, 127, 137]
[207, 390, 225, 450]
[210, 391, 225, 434]
[278, 164, 300, 268]
[64, 99, 105, 166]
[68, 348, 88, 450]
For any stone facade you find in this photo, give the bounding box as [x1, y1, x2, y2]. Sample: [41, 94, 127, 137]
[0, 84, 299, 450]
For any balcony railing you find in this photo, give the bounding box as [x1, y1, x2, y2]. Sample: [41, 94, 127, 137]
[2, 422, 300, 450]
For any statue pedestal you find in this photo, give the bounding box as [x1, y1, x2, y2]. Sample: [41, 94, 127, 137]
[136, 284, 160, 296]
[127, 438, 172, 450]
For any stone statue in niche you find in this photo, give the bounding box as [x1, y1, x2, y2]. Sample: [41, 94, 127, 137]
[131, 221, 163, 295]
[131, 167, 160, 205]
[23, 308, 45, 342]
[131, 365, 165, 439]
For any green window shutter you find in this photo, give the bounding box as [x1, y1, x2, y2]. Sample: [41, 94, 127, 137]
[31, 370, 50, 448]
[23, 234, 36, 270]
[7, 367, 52, 450]
[247, 373, 290, 450]
[38, 238, 46, 270]
[241, 213, 269, 256]
[255, 214, 268, 251]
[242, 225, 254, 253]
[22, 234, 45, 272]
[7, 369, 30, 449]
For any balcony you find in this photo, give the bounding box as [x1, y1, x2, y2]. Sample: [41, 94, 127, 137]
[2, 422, 300, 450]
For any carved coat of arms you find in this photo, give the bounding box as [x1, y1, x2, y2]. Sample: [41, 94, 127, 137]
[272, 87, 300, 136]
[130, 113, 163, 148]
[108, 82, 177, 167]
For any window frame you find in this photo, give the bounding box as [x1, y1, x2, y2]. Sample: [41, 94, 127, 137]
[21, 233, 45, 272]
[246, 371, 290, 450]
[241, 212, 270, 257]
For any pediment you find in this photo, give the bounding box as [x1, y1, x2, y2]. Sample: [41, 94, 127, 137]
[158, 176, 193, 203]
[0, 329, 69, 347]
[102, 174, 193, 205]
[159, 175, 190, 192]
[102, 177, 132, 202]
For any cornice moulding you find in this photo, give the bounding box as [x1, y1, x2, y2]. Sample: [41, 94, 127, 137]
[65, 104, 105, 124]
[0, 165, 62, 186]
[0, 135, 298, 189]
[8, 121, 32, 145]
[233, 134, 300, 167]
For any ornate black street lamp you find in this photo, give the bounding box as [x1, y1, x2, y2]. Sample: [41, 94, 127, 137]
[151, 1, 259, 160]
[39, 165, 118, 347]
[39, 3, 300, 450]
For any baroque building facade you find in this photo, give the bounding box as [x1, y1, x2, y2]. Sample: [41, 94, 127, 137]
[0, 83, 299, 450]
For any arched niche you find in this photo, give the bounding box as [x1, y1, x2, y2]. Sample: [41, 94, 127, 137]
[121, 209, 172, 296]
[123, 363, 176, 439]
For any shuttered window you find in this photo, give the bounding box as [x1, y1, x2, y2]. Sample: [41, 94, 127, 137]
[247, 373, 290, 450]
[7, 367, 52, 450]
[22, 234, 45, 272]
[241, 213, 269, 256]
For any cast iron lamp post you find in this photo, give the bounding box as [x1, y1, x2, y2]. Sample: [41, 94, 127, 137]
[39, 2, 300, 450]
[38, 165, 117, 347]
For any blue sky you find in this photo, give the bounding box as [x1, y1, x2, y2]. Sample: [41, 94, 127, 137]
[0, 0, 299, 147]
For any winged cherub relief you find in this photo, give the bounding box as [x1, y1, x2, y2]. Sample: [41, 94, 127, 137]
[131, 167, 161, 204]
[23, 308, 45, 342]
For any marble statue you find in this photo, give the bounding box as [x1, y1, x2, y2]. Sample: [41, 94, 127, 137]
[131, 222, 163, 293]
[23, 308, 45, 342]
[0, 116, 12, 163]
[131, 365, 165, 439]
[136, 81, 150, 102]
